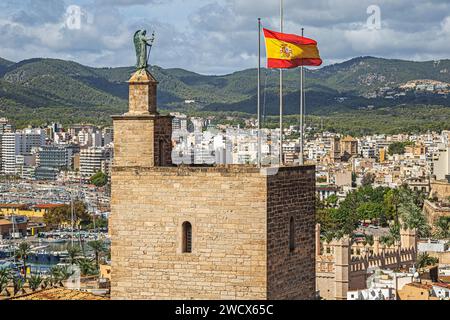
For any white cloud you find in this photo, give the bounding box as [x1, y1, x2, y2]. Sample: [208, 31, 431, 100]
[0, 0, 450, 74]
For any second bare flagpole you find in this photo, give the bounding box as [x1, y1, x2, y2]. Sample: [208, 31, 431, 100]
[257, 18, 262, 168]
[279, 0, 284, 166]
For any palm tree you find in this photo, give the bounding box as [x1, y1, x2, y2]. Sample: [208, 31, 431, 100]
[11, 273, 25, 296]
[67, 246, 81, 265]
[28, 274, 42, 292]
[417, 253, 439, 269]
[49, 266, 73, 287]
[0, 268, 10, 296]
[76, 258, 98, 276]
[42, 277, 51, 290]
[87, 240, 106, 269]
[398, 200, 430, 238]
[16, 242, 32, 280]
[434, 217, 449, 239]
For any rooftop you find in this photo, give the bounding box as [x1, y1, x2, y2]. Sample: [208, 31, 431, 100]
[10, 288, 109, 300]
[32, 204, 66, 209]
[404, 282, 432, 290]
[0, 219, 12, 226]
[0, 204, 28, 209]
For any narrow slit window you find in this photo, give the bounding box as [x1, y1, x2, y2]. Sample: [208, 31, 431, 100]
[159, 139, 165, 166]
[182, 221, 192, 253]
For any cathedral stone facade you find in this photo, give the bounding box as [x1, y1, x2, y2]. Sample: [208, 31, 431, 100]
[110, 69, 316, 300]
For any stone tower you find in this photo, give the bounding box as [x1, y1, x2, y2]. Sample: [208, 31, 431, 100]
[400, 228, 417, 250]
[112, 69, 172, 167]
[110, 68, 317, 300]
[333, 237, 350, 300]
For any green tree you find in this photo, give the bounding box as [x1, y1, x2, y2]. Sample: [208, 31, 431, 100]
[88, 240, 106, 269]
[351, 172, 357, 188]
[0, 268, 10, 295]
[67, 246, 81, 265]
[44, 201, 91, 228]
[417, 253, 439, 269]
[76, 258, 98, 276]
[356, 202, 385, 221]
[49, 265, 73, 287]
[388, 142, 407, 155]
[399, 199, 430, 238]
[315, 197, 338, 233]
[11, 273, 25, 296]
[325, 195, 339, 208]
[361, 173, 375, 187]
[363, 234, 374, 246]
[28, 274, 42, 291]
[330, 191, 360, 235]
[16, 242, 32, 280]
[384, 188, 400, 222]
[84, 217, 108, 230]
[434, 217, 450, 239]
[90, 171, 108, 187]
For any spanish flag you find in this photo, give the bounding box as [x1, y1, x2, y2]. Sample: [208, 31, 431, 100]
[263, 28, 322, 69]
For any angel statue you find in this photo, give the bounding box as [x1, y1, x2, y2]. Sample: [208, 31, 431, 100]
[133, 29, 155, 70]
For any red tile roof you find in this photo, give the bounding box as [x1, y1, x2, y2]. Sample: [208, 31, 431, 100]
[433, 282, 450, 289]
[0, 219, 12, 226]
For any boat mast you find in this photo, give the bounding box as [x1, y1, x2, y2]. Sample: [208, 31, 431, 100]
[71, 192, 74, 247]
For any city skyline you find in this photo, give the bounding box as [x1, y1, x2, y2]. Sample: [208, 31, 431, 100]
[0, 1, 449, 304]
[1, 0, 450, 74]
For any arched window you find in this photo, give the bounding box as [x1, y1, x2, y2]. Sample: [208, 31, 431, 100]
[182, 221, 192, 253]
[289, 216, 295, 252]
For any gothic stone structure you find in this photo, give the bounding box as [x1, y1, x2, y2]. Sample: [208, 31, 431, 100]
[110, 69, 317, 300]
[315, 224, 418, 300]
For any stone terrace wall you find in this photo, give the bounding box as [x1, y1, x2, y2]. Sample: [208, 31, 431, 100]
[267, 166, 316, 300]
[110, 166, 268, 300]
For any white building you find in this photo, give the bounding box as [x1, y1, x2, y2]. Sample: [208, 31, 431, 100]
[433, 144, 450, 180]
[347, 288, 394, 300]
[347, 269, 415, 300]
[432, 284, 450, 300]
[79, 147, 112, 178]
[1, 129, 45, 175]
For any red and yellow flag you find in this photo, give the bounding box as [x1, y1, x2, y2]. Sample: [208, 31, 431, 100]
[263, 28, 322, 69]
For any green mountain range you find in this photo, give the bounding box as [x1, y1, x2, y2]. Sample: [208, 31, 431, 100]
[0, 56, 449, 127]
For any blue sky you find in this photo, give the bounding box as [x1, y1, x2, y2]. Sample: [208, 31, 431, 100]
[1, 0, 450, 74]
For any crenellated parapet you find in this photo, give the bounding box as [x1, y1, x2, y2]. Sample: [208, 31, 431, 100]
[315, 224, 418, 300]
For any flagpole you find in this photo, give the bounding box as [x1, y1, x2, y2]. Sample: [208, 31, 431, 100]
[299, 27, 304, 166]
[279, 0, 284, 166]
[257, 18, 262, 168]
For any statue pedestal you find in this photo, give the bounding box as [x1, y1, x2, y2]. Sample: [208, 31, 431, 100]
[112, 67, 173, 167]
[126, 69, 158, 115]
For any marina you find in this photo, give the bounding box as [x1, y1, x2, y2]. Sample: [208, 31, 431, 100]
[0, 232, 110, 275]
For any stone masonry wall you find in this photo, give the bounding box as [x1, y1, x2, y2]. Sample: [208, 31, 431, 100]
[113, 117, 155, 168]
[266, 166, 316, 300]
[110, 166, 269, 300]
[113, 115, 172, 168]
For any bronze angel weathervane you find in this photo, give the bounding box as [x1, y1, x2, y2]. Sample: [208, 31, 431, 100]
[134, 29, 155, 70]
